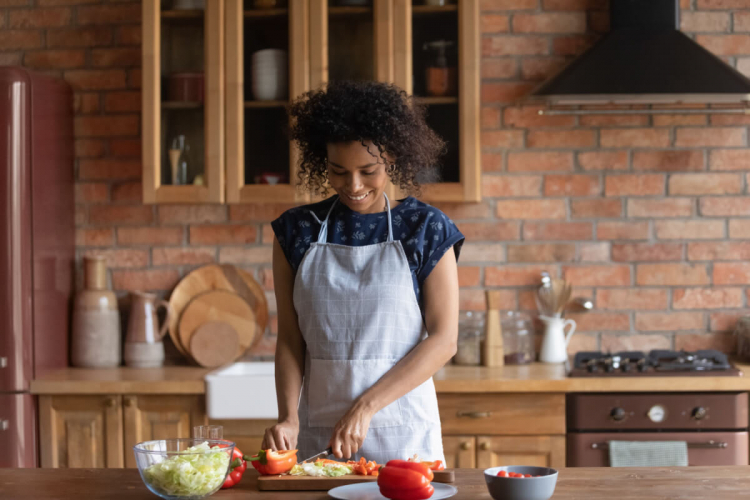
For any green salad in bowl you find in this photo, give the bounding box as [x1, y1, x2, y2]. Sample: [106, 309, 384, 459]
[133, 438, 234, 499]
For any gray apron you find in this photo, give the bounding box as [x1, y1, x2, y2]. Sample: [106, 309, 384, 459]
[293, 194, 444, 465]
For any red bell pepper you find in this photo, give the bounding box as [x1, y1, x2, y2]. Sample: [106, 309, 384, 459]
[244, 449, 298, 476]
[221, 447, 247, 489]
[377, 460, 434, 500]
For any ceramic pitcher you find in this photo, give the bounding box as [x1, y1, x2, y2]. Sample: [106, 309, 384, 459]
[539, 315, 577, 364]
[124, 291, 172, 368]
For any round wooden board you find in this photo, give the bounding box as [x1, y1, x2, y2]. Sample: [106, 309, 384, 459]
[168, 264, 268, 357]
[189, 321, 240, 368]
[179, 290, 256, 361]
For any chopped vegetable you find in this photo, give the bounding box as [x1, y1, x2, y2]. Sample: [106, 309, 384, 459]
[289, 460, 353, 477]
[346, 457, 381, 476]
[245, 449, 298, 476]
[377, 460, 434, 500]
[142, 442, 230, 497]
[497, 470, 538, 478]
[407, 454, 445, 471]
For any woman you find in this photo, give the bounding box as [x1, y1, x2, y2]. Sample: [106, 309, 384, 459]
[263, 80, 464, 465]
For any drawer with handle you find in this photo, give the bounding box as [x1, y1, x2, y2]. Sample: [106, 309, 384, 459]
[438, 393, 565, 435]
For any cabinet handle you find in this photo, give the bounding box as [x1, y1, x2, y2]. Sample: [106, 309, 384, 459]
[0, 357, 7, 368]
[460, 441, 471, 450]
[106, 397, 117, 408]
[124, 397, 135, 407]
[0, 419, 8, 431]
[456, 411, 492, 419]
[480, 442, 490, 451]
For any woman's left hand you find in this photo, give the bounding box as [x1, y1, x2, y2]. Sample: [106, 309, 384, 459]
[329, 400, 374, 459]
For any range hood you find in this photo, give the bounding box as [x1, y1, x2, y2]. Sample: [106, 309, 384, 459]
[531, 0, 750, 107]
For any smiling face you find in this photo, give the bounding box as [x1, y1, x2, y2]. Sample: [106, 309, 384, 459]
[326, 140, 393, 214]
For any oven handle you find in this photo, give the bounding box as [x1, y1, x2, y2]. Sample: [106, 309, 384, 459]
[591, 440, 728, 450]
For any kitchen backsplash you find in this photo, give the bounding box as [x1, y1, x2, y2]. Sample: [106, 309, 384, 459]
[1, 0, 748, 358]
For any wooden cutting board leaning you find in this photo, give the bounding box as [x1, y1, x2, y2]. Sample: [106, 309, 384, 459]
[168, 264, 268, 364]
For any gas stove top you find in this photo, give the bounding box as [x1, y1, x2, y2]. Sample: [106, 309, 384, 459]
[569, 349, 742, 377]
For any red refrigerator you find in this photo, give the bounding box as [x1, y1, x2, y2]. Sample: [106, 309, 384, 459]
[0, 67, 74, 467]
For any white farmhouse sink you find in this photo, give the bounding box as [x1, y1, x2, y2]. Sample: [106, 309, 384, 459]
[205, 362, 279, 420]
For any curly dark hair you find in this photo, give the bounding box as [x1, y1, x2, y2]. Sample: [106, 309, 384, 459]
[287, 80, 446, 196]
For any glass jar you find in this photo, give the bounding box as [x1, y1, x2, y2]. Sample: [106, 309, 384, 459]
[455, 311, 484, 366]
[501, 311, 535, 365]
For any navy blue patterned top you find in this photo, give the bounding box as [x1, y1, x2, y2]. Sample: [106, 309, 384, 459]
[271, 196, 465, 315]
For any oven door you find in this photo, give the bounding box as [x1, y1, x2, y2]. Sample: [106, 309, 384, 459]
[567, 432, 749, 467]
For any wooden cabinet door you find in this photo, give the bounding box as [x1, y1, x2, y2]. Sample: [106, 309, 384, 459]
[123, 395, 206, 468]
[142, 0, 225, 203]
[442, 435, 476, 469]
[476, 436, 566, 470]
[38, 395, 124, 468]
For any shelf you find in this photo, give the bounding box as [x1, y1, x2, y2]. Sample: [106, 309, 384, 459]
[161, 9, 204, 19]
[415, 96, 458, 105]
[412, 4, 457, 14]
[162, 101, 204, 109]
[244, 8, 288, 18]
[244, 100, 288, 108]
[329, 6, 371, 15]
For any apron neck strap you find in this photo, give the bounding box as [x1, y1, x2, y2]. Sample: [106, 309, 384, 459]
[317, 193, 394, 243]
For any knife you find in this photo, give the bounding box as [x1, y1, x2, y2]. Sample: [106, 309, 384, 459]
[300, 446, 333, 463]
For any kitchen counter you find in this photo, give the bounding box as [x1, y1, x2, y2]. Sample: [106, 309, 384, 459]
[3, 467, 750, 499]
[30, 362, 750, 395]
[29, 366, 209, 395]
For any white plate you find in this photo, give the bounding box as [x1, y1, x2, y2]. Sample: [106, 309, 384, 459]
[328, 482, 458, 500]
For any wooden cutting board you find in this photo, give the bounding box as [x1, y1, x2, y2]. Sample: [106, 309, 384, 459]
[189, 321, 240, 368]
[178, 290, 256, 361]
[168, 264, 268, 358]
[257, 470, 455, 491]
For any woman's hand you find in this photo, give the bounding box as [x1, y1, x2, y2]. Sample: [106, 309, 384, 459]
[262, 420, 299, 451]
[329, 400, 374, 459]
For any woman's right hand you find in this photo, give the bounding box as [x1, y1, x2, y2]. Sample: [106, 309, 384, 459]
[261, 420, 299, 451]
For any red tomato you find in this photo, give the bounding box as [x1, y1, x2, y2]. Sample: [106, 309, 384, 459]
[497, 470, 508, 477]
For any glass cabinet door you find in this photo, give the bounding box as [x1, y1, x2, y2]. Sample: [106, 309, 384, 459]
[394, 0, 480, 202]
[225, 0, 310, 203]
[142, 0, 225, 203]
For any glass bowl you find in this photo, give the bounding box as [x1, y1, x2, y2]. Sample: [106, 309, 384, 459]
[133, 438, 235, 500]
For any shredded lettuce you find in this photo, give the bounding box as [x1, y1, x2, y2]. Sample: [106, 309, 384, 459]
[142, 442, 230, 497]
[289, 461, 353, 477]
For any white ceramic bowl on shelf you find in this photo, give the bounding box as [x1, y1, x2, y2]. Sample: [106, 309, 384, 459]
[251, 49, 288, 101]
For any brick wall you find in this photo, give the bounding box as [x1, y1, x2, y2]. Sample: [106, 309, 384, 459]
[1, 0, 749, 360]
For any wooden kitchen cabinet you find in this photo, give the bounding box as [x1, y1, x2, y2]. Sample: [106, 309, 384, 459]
[476, 435, 566, 469]
[392, 0, 480, 202]
[142, 0, 225, 203]
[142, 0, 481, 204]
[439, 393, 566, 469]
[442, 435, 477, 469]
[38, 394, 205, 469]
[225, 0, 311, 203]
[123, 395, 206, 468]
[38, 396, 124, 469]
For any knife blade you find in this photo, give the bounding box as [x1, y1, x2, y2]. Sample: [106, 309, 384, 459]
[299, 446, 333, 463]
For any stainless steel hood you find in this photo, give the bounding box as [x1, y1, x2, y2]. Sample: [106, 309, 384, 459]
[531, 0, 750, 106]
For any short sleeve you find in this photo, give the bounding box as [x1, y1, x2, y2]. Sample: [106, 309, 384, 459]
[271, 208, 320, 272]
[414, 207, 464, 285]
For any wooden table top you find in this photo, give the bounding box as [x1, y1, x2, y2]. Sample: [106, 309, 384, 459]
[3, 467, 750, 499]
